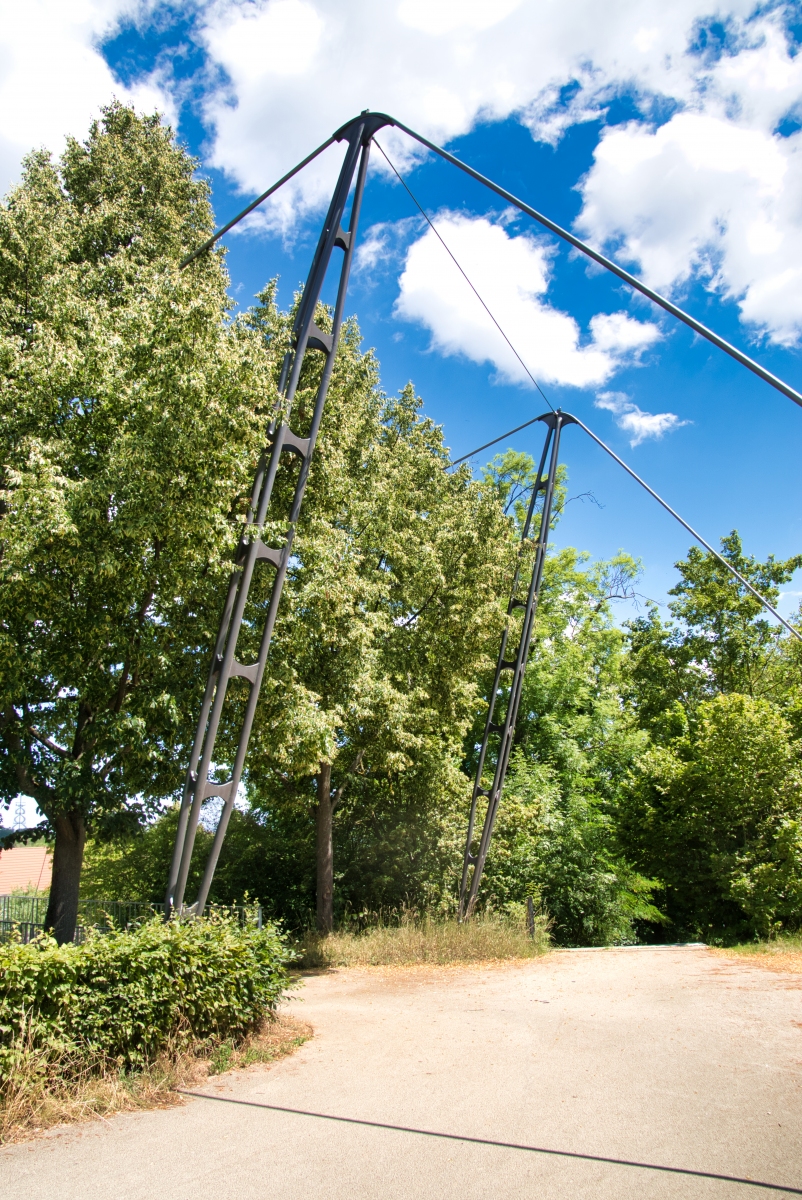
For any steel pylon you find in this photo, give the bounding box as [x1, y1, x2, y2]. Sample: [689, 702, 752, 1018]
[458, 410, 575, 920]
[166, 113, 391, 916]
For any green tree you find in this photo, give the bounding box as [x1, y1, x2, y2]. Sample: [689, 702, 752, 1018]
[0, 105, 274, 941]
[81, 802, 315, 923]
[474, 539, 662, 944]
[626, 533, 802, 740]
[236, 300, 515, 929]
[620, 694, 802, 939]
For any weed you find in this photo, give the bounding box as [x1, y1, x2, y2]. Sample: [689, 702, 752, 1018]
[295, 909, 551, 968]
[0, 1013, 310, 1144]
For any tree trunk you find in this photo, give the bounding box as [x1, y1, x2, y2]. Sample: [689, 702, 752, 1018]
[44, 811, 87, 945]
[315, 762, 334, 933]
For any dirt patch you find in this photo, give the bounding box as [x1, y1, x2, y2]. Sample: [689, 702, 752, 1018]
[714, 946, 802, 978]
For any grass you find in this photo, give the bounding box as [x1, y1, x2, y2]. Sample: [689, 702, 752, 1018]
[716, 932, 802, 976]
[295, 910, 551, 968]
[0, 1012, 310, 1145]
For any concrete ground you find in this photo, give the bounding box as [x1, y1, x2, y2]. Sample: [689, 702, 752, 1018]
[4, 947, 802, 1199]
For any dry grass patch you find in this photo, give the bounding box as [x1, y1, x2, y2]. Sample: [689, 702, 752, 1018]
[296, 912, 551, 968]
[715, 934, 802, 976]
[0, 1012, 310, 1145]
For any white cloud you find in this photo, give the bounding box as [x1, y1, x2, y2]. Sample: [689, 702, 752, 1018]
[595, 390, 689, 445]
[185, 1, 802, 344]
[191, 0, 758, 229]
[576, 14, 802, 344]
[394, 213, 660, 389]
[4, 2, 802, 347]
[0, 1, 172, 193]
[353, 216, 418, 276]
[397, 0, 524, 37]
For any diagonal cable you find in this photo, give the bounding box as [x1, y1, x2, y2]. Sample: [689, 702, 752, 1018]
[373, 139, 554, 414]
[573, 414, 802, 642]
[449, 415, 545, 467]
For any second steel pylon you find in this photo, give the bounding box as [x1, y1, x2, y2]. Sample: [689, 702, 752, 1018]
[458, 410, 575, 919]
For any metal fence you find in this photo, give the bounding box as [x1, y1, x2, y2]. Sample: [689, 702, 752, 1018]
[0, 895, 263, 944]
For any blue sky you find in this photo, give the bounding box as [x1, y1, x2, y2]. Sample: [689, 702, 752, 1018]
[3, 1, 802, 630]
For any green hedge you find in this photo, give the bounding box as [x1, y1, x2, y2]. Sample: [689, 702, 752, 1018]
[0, 916, 293, 1081]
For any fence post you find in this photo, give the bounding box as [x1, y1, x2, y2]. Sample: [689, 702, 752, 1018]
[526, 896, 535, 939]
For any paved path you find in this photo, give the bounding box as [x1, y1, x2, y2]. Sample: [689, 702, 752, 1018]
[4, 948, 802, 1198]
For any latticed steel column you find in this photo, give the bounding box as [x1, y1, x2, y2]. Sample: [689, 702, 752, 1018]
[166, 114, 390, 916]
[458, 410, 575, 920]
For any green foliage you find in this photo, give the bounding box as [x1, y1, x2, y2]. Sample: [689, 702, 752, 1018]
[468, 538, 662, 945]
[235, 294, 515, 921]
[621, 535, 802, 940]
[81, 806, 213, 904]
[6, 105, 801, 948]
[0, 916, 293, 1082]
[626, 533, 802, 740]
[0, 103, 273, 855]
[481, 448, 567, 532]
[481, 757, 664, 946]
[620, 694, 802, 939]
[82, 804, 317, 926]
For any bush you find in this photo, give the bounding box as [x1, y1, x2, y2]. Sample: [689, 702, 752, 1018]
[481, 759, 665, 946]
[0, 916, 293, 1082]
[80, 805, 318, 929]
[620, 694, 802, 940]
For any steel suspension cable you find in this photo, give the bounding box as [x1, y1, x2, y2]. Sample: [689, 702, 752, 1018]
[180, 133, 338, 269]
[178, 110, 802, 414]
[573, 415, 802, 642]
[388, 116, 802, 412]
[452, 404, 801, 639]
[373, 139, 554, 413]
[449, 415, 546, 467]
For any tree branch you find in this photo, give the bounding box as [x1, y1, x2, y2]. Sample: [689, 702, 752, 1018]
[0, 708, 57, 810]
[111, 575, 156, 715]
[95, 746, 131, 780]
[25, 725, 69, 758]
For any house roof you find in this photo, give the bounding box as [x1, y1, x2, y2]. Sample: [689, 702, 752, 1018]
[0, 845, 52, 893]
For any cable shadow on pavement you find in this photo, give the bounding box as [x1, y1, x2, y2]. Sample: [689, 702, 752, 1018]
[179, 1092, 801, 1195]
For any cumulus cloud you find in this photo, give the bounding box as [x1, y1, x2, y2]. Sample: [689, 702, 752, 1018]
[594, 390, 689, 445]
[4, 1, 802, 345]
[394, 213, 660, 388]
[353, 217, 418, 277]
[0, 0, 171, 192]
[576, 14, 802, 344]
[188, 0, 757, 228]
[185, 1, 802, 343]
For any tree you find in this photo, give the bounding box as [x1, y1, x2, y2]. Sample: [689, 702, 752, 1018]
[237, 296, 516, 930]
[626, 533, 802, 740]
[620, 694, 802, 939]
[0, 105, 273, 941]
[472, 531, 662, 944]
[81, 802, 315, 924]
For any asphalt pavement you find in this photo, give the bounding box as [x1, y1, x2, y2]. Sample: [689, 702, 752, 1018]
[4, 946, 802, 1199]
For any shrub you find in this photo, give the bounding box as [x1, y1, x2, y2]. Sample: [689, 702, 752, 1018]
[481, 759, 665, 946]
[0, 916, 293, 1083]
[620, 694, 802, 940]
